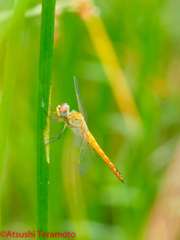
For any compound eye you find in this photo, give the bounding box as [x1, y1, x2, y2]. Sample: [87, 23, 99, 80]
[56, 103, 69, 117]
[60, 103, 69, 114]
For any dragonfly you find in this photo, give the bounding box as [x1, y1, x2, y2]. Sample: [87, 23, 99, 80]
[46, 77, 124, 183]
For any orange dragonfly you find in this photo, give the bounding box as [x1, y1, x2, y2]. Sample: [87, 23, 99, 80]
[47, 77, 124, 183]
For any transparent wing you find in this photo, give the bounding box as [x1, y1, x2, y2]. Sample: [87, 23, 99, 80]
[71, 126, 84, 148]
[73, 76, 87, 121]
[74, 134, 83, 148]
[78, 140, 97, 176]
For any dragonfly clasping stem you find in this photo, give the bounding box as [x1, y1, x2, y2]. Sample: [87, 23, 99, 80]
[43, 124, 67, 146]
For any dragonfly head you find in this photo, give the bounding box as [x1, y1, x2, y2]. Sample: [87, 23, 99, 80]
[56, 103, 70, 119]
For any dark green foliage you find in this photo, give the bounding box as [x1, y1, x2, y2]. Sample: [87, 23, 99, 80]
[37, 0, 56, 236]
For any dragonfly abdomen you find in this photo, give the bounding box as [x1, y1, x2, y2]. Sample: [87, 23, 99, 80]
[86, 131, 124, 183]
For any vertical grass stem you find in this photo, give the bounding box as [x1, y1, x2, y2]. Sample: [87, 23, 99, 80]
[37, 0, 56, 235]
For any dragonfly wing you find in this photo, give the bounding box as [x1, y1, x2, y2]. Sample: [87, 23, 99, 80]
[74, 134, 83, 148]
[71, 127, 84, 148]
[73, 76, 87, 121]
[78, 140, 97, 176]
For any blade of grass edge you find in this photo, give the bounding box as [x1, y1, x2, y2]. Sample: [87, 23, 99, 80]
[37, 0, 56, 235]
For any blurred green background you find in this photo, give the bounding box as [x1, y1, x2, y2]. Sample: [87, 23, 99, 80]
[0, 0, 180, 239]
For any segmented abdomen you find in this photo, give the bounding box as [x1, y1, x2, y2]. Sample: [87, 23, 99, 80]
[86, 130, 124, 183]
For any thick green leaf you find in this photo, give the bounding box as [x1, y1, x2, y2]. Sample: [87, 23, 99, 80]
[37, 0, 56, 235]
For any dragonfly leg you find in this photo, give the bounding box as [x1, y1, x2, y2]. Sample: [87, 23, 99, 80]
[45, 110, 60, 122]
[43, 124, 67, 146]
[49, 135, 61, 140]
[50, 107, 58, 118]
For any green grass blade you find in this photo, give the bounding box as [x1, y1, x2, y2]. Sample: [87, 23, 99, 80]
[0, 0, 28, 227]
[37, 0, 56, 235]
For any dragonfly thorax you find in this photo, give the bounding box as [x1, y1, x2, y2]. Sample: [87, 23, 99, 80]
[67, 110, 88, 138]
